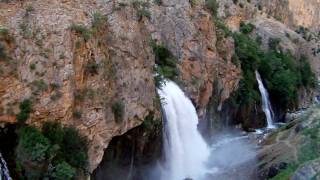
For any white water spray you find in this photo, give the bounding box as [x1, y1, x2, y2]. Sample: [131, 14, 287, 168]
[255, 71, 275, 129]
[157, 81, 210, 180]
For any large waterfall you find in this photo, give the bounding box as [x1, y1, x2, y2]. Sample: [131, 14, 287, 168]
[0, 153, 12, 180]
[157, 81, 210, 180]
[255, 71, 275, 128]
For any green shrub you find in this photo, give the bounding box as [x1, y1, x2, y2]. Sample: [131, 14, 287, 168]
[70, 24, 91, 41]
[137, 8, 151, 21]
[32, 79, 48, 93]
[151, 42, 179, 88]
[92, 12, 106, 30]
[17, 126, 51, 162]
[205, 0, 219, 17]
[42, 122, 64, 145]
[16, 99, 32, 123]
[85, 61, 99, 75]
[73, 110, 82, 119]
[189, 0, 197, 7]
[239, 22, 255, 34]
[268, 37, 281, 50]
[299, 55, 316, 87]
[112, 101, 125, 123]
[154, 0, 162, 5]
[232, 0, 238, 4]
[0, 42, 7, 60]
[51, 161, 76, 180]
[60, 127, 88, 169]
[29, 63, 36, 71]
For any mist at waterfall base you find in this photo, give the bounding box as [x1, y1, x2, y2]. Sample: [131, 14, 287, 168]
[149, 81, 257, 180]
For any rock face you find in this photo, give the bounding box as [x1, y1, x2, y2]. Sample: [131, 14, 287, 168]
[292, 158, 320, 180]
[257, 106, 320, 179]
[259, 0, 320, 31]
[0, 0, 241, 172]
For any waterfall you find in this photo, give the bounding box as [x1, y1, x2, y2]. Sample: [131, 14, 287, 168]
[255, 71, 275, 129]
[0, 153, 12, 180]
[157, 81, 210, 180]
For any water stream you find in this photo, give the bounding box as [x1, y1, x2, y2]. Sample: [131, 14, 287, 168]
[255, 71, 275, 129]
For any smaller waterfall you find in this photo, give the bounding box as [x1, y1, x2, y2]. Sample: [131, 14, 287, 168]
[158, 81, 210, 180]
[255, 71, 275, 129]
[0, 153, 12, 180]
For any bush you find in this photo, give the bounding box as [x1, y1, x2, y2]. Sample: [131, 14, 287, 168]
[205, 0, 219, 17]
[112, 101, 125, 123]
[137, 8, 151, 21]
[17, 126, 51, 162]
[268, 38, 281, 50]
[42, 122, 64, 145]
[85, 61, 99, 75]
[32, 79, 48, 93]
[51, 161, 76, 180]
[0, 42, 7, 60]
[92, 12, 106, 30]
[60, 127, 88, 169]
[16, 99, 32, 123]
[151, 42, 179, 88]
[29, 63, 36, 71]
[240, 22, 255, 34]
[299, 55, 316, 87]
[70, 24, 91, 41]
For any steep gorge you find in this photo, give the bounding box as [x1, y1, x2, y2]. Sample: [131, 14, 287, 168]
[0, 0, 319, 179]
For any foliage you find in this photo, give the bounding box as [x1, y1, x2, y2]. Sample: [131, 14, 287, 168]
[239, 22, 255, 34]
[205, 0, 219, 17]
[16, 126, 51, 162]
[0, 42, 7, 60]
[16, 122, 88, 179]
[51, 161, 76, 180]
[131, 0, 151, 21]
[268, 38, 281, 50]
[92, 12, 106, 31]
[29, 63, 36, 71]
[60, 127, 88, 169]
[299, 55, 316, 87]
[85, 60, 99, 75]
[32, 79, 48, 93]
[42, 122, 64, 145]
[112, 101, 125, 123]
[70, 24, 91, 41]
[231, 31, 315, 111]
[151, 41, 179, 88]
[16, 99, 32, 123]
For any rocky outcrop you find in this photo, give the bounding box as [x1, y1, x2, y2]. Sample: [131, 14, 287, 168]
[257, 106, 320, 179]
[292, 158, 320, 180]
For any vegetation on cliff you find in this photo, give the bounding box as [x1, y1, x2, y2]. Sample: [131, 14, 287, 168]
[152, 41, 179, 88]
[15, 121, 88, 179]
[230, 23, 316, 124]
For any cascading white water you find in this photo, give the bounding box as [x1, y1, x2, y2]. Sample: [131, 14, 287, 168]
[0, 153, 12, 180]
[157, 81, 210, 180]
[255, 71, 275, 129]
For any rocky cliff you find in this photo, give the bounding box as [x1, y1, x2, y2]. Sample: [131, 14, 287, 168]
[0, 0, 319, 178]
[0, 0, 240, 173]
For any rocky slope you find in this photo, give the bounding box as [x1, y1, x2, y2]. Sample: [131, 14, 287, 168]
[257, 105, 320, 179]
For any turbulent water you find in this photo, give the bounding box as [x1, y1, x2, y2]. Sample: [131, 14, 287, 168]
[255, 71, 275, 128]
[0, 153, 11, 180]
[157, 81, 210, 180]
